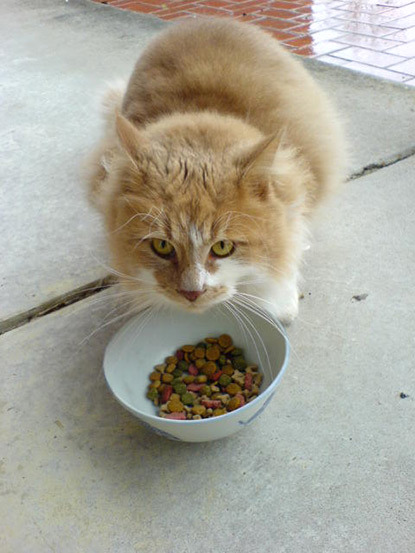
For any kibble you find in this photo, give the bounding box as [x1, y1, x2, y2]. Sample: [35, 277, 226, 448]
[206, 346, 221, 361]
[218, 334, 233, 348]
[182, 345, 195, 353]
[155, 364, 166, 372]
[194, 347, 206, 359]
[181, 392, 195, 405]
[146, 335, 263, 419]
[226, 383, 242, 396]
[218, 374, 232, 387]
[192, 405, 207, 416]
[173, 382, 187, 395]
[202, 362, 217, 379]
[167, 399, 184, 412]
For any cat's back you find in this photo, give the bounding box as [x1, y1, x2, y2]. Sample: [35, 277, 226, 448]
[122, 19, 346, 199]
[123, 18, 316, 130]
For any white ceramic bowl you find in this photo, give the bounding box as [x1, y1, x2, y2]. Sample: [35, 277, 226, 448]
[103, 306, 289, 442]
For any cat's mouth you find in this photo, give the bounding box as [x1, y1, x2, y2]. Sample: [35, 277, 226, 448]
[160, 286, 231, 313]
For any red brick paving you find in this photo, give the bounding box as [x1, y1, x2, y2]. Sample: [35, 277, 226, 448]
[92, 0, 415, 85]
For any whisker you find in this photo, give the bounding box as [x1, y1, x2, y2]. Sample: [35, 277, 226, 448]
[224, 301, 250, 347]
[232, 295, 301, 367]
[229, 300, 273, 382]
[78, 302, 142, 346]
[237, 291, 275, 308]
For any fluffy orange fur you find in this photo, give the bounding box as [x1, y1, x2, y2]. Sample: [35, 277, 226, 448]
[85, 18, 346, 321]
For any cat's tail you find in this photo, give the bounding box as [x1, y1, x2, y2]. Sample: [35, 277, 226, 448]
[82, 80, 127, 212]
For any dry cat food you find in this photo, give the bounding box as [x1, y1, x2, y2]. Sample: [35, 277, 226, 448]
[146, 335, 263, 420]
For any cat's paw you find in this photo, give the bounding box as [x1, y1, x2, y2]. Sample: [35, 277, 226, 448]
[246, 276, 300, 324]
[275, 293, 299, 326]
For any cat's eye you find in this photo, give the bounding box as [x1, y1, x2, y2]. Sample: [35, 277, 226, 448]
[151, 238, 175, 259]
[211, 240, 234, 258]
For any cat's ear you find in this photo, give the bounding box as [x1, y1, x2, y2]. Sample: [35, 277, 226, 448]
[240, 133, 281, 174]
[238, 133, 282, 200]
[115, 111, 146, 163]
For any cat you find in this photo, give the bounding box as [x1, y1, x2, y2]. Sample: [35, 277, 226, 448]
[84, 18, 346, 324]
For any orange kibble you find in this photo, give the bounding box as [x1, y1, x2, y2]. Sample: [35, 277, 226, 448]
[194, 347, 206, 359]
[206, 346, 220, 361]
[162, 373, 174, 383]
[226, 383, 242, 396]
[218, 334, 233, 348]
[166, 356, 178, 365]
[182, 345, 195, 353]
[202, 362, 217, 378]
[167, 399, 184, 413]
[149, 371, 160, 381]
[227, 396, 242, 411]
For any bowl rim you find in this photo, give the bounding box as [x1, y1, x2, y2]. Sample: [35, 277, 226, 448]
[103, 313, 290, 426]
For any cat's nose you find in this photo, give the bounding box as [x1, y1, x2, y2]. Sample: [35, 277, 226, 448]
[178, 289, 205, 302]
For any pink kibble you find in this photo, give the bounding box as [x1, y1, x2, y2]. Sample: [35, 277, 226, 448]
[161, 385, 173, 403]
[164, 412, 186, 420]
[187, 383, 205, 392]
[236, 393, 245, 406]
[201, 399, 222, 409]
[176, 350, 184, 361]
[244, 373, 253, 391]
[188, 364, 199, 376]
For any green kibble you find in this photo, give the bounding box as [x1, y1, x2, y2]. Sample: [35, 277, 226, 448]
[174, 382, 187, 395]
[218, 374, 232, 387]
[233, 356, 247, 370]
[172, 377, 182, 386]
[172, 368, 183, 378]
[181, 392, 194, 405]
[218, 355, 227, 366]
[196, 342, 206, 349]
[177, 360, 189, 372]
[200, 385, 212, 397]
[146, 388, 158, 401]
[231, 348, 243, 357]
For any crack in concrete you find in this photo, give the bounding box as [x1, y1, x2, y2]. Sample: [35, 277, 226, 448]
[0, 275, 116, 336]
[349, 146, 415, 180]
[1, 148, 414, 337]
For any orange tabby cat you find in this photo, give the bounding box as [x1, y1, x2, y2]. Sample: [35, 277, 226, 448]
[85, 18, 346, 322]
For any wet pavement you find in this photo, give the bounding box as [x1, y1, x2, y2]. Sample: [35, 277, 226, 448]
[94, 0, 415, 85]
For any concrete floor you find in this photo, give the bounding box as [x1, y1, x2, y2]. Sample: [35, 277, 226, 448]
[1, 1, 414, 552]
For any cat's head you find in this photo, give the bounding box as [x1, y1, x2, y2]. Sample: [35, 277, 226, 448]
[104, 112, 307, 312]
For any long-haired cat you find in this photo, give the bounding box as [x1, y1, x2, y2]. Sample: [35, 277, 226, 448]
[85, 18, 346, 323]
